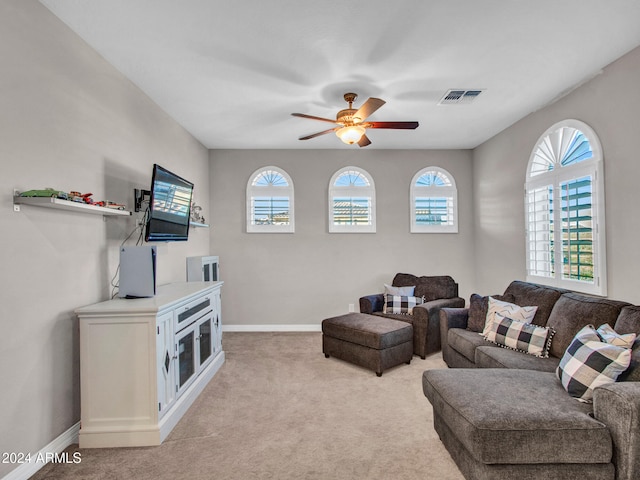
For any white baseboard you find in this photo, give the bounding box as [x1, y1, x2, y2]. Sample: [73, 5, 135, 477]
[2, 422, 80, 480]
[223, 324, 321, 332]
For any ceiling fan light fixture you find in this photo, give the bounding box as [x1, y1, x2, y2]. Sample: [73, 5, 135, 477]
[336, 125, 366, 144]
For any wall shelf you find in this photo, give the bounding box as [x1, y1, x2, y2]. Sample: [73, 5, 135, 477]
[190, 221, 209, 228]
[14, 195, 132, 216]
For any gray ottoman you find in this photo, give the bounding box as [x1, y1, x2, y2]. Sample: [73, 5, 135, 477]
[322, 313, 413, 376]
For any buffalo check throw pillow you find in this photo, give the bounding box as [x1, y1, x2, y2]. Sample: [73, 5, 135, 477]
[556, 325, 632, 403]
[383, 294, 424, 315]
[484, 315, 554, 358]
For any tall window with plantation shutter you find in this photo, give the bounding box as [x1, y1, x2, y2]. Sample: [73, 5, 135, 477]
[525, 120, 606, 295]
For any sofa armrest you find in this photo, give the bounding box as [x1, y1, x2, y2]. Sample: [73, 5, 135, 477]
[593, 381, 640, 480]
[439, 307, 470, 330]
[439, 307, 470, 367]
[359, 294, 384, 314]
[412, 298, 466, 356]
[412, 299, 467, 332]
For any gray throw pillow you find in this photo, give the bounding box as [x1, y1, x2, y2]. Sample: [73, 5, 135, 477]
[384, 283, 415, 296]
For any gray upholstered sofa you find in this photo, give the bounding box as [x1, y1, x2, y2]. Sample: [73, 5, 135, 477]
[423, 280, 640, 480]
[359, 273, 464, 359]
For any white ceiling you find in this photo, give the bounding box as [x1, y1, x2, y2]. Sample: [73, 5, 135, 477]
[40, 0, 640, 150]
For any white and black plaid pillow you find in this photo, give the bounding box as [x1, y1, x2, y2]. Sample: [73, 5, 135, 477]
[556, 325, 632, 403]
[383, 294, 424, 315]
[484, 315, 554, 358]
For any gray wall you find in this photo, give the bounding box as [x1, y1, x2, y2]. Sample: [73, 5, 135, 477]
[210, 149, 475, 327]
[473, 46, 640, 303]
[0, 2, 210, 477]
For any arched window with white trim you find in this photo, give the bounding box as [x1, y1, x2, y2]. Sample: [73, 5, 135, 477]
[525, 119, 606, 295]
[328, 167, 376, 233]
[246, 166, 294, 233]
[410, 167, 458, 233]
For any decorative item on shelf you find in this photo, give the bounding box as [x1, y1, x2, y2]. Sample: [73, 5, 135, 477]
[103, 201, 127, 210]
[68, 191, 85, 203]
[190, 201, 205, 224]
[81, 192, 95, 204]
[19, 188, 68, 200]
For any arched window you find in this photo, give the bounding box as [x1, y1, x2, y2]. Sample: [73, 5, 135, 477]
[525, 119, 606, 295]
[246, 166, 294, 233]
[328, 167, 376, 233]
[410, 167, 458, 233]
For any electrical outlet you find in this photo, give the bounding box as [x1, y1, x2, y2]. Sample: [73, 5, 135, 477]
[348, 303, 355, 312]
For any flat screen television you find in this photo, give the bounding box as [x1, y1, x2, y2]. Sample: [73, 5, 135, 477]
[145, 164, 194, 242]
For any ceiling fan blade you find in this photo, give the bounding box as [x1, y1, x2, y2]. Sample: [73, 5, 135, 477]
[357, 134, 372, 148]
[367, 121, 419, 129]
[354, 97, 386, 122]
[299, 128, 338, 140]
[291, 113, 338, 124]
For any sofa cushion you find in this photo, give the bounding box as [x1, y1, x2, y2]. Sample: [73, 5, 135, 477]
[475, 345, 560, 372]
[448, 328, 492, 363]
[484, 315, 554, 358]
[614, 306, 640, 382]
[422, 368, 612, 465]
[467, 293, 515, 333]
[546, 293, 631, 359]
[618, 339, 640, 383]
[482, 297, 537, 336]
[614, 305, 640, 336]
[503, 280, 569, 326]
[557, 325, 632, 403]
[392, 273, 457, 302]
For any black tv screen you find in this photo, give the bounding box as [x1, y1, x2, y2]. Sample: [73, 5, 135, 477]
[145, 164, 194, 242]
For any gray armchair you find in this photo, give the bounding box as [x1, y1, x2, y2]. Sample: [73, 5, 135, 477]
[360, 273, 465, 358]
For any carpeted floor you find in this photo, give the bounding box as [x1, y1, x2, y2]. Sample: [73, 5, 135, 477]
[30, 332, 463, 480]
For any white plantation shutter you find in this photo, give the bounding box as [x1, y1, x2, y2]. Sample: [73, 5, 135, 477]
[525, 120, 605, 295]
[526, 184, 554, 278]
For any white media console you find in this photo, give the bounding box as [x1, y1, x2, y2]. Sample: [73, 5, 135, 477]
[75, 281, 224, 448]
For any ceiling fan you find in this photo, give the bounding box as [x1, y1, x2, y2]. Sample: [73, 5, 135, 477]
[291, 93, 419, 147]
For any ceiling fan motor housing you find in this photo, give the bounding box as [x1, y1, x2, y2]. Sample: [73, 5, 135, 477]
[337, 108, 359, 125]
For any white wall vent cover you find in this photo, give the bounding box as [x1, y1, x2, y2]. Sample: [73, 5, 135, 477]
[438, 89, 484, 105]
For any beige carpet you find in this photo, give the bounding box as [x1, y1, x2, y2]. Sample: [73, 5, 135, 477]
[30, 332, 463, 480]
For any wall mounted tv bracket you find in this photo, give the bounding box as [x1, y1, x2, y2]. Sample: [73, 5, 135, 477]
[134, 189, 151, 213]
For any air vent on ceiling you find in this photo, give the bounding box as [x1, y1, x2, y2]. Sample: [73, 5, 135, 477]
[438, 89, 484, 105]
